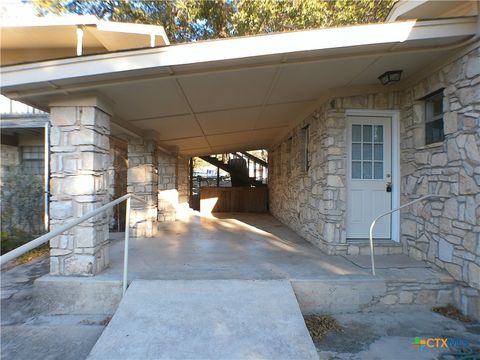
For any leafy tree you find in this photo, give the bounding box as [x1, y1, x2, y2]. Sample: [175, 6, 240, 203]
[32, 0, 396, 42]
[1, 168, 44, 235]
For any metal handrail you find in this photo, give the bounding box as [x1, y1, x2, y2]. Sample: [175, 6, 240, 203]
[368, 194, 448, 276]
[0, 193, 147, 295]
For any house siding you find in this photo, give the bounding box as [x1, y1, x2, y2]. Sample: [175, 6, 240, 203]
[269, 44, 479, 318]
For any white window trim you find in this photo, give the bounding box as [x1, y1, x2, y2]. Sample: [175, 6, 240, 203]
[301, 125, 310, 173]
[286, 137, 293, 175]
[424, 90, 444, 145]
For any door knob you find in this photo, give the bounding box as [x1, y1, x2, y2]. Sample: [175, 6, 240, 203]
[386, 182, 392, 192]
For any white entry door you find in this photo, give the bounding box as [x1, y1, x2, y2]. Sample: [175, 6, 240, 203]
[347, 116, 392, 239]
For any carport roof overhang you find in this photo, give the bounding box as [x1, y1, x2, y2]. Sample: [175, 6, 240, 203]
[1, 17, 478, 156]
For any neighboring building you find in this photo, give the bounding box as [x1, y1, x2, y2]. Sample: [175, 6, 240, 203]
[0, 15, 169, 65]
[0, 95, 49, 233]
[0, 1, 479, 320]
[0, 95, 47, 176]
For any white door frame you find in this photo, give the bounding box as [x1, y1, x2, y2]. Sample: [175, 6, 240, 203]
[345, 109, 400, 242]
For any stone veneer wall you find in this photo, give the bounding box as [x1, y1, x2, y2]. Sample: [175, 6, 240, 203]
[269, 45, 479, 318]
[49, 106, 111, 275]
[127, 138, 159, 237]
[157, 153, 190, 221]
[269, 92, 401, 255]
[158, 152, 177, 222]
[177, 156, 190, 206]
[399, 46, 479, 317]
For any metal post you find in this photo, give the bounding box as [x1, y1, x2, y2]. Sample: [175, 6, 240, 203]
[368, 194, 445, 276]
[216, 167, 220, 187]
[368, 221, 377, 276]
[0, 193, 133, 265]
[123, 196, 131, 295]
[44, 122, 50, 232]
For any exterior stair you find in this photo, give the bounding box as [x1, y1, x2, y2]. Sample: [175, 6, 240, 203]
[200, 152, 267, 187]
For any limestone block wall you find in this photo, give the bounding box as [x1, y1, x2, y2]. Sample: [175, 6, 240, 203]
[49, 106, 110, 275]
[127, 138, 158, 237]
[157, 153, 190, 221]
[269, 93, 401, 255]
[269, 45, 479, 318]
[158, 152, 177, 222]
[399, 46, 480, 316]
[177, 156, 190, 206]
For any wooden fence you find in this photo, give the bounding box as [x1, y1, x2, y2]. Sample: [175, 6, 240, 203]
[200, 187, 268, 213]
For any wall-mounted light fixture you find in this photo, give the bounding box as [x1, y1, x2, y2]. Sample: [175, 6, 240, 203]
[378, 70, 403, 85]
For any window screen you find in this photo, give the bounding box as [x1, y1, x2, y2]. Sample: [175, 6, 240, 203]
[286, 137, 292, 175]
[301, 126, 309, 172]
[21, 146, 44, 175]
[424, 89, 444, 145]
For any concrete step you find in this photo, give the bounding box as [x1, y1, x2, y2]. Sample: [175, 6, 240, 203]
[87, 280, 318, 360]
[292, 276, 387, 314]
[346, 240, 403, 255]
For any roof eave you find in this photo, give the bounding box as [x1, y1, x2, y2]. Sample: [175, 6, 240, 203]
[1, 17, 478, 97]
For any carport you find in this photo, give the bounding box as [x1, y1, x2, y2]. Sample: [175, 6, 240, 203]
[1, 16, 476, 276]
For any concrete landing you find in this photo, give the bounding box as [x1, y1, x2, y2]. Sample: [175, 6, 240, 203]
[103, 213, 369, 281]
[88, 280, 318, 360]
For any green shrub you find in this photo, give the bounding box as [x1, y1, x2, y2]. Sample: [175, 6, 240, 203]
[1, 168, 45, 235]
[0, 229, 35, 255]
[1, 168, 46, 257]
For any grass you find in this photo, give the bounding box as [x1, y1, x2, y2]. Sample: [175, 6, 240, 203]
[12, 243, 50, 265]
[304, 314, 343, 342]
[1, 230, 49, 267]
[432, 304, 473, 323]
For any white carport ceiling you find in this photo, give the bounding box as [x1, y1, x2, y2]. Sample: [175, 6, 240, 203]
[1, 17, 477, 156]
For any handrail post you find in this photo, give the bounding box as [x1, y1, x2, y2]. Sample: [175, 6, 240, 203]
[368, 194, 446, 277]
[123, 196, 131, 295]
[1, 192, 147, 298]
[369, 220, 377, 276]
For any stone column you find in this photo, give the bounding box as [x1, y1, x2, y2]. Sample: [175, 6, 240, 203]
[127, 137, 158, 237]
[157, 152, 178, 222]
[49, 97, 111, 276]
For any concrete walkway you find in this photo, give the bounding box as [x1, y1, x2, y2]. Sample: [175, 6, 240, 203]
[88, 280, 318, 360]
[102, 212, 370, 281]
[1, 257, 106, 360]
[2, 254, 477, 360]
